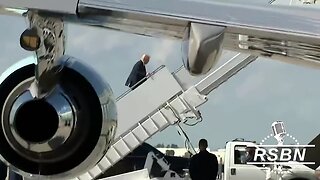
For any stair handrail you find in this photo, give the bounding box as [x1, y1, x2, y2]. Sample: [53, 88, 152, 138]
[116, 65, 166, 101]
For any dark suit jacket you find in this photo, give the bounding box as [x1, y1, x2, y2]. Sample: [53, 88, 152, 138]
[125, 60, 146, 89]
[189, 150, 218, 180]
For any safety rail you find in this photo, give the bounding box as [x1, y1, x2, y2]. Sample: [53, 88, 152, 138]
[75, 65, 209, 180]
[114, 91, 183, 143]
[116, 65, 166, 101]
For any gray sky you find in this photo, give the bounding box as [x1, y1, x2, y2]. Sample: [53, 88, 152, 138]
[1, 0, 320, 150]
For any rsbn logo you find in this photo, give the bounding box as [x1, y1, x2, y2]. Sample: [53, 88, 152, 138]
[247, 121, 315, 165]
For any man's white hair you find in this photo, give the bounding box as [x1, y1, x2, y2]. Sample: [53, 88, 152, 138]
[140, 54, 150, 60]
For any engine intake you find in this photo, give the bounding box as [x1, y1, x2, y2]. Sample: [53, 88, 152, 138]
[14, 99, 59, 144]
[0, 55, 117, 179]
[14, 99, 60, 144]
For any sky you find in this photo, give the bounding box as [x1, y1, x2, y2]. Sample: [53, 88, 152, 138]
[0, 0, 320, 151]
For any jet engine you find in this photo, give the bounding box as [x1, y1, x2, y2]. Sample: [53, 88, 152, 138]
[0, 55, 117, 179]
[182, 23, 225, 75]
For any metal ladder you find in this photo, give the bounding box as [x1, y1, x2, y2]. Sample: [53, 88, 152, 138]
[74, 87, 207, 180]
[75, 51, 258, 180]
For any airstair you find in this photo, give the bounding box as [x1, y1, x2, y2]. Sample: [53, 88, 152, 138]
[74, 51, 258, 180]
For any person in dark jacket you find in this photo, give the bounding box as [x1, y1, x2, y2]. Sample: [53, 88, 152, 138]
[125, 54, 150, 90]
[189, 139, 218, 180]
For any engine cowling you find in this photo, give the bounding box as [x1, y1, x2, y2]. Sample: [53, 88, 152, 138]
[182, 23, 225, 75]
[0, 55, 117, 179]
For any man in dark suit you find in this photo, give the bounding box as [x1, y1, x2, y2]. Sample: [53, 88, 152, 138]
[125, 54, 150, 90]
[189, 139, 218, 180]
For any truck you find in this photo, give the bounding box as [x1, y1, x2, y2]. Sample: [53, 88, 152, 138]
[218, 139, 318, 180]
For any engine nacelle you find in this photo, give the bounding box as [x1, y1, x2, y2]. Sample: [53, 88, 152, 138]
[0, 55, 117, 179]
[182, 23, 225, 75]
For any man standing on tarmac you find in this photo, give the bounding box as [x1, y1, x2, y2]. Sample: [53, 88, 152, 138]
[189, 139, 218, 180]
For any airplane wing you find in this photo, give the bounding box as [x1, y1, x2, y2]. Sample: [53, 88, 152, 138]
[0, 0, 320, 74]
[0, 0, 77, 15]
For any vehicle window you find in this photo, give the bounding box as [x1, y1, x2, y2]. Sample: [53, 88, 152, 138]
[234, 146, 247, 164]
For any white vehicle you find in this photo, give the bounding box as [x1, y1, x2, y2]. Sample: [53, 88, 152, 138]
[220, 139, 317, 180]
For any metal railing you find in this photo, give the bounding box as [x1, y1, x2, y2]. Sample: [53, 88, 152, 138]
[116, 65, 166, 101]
